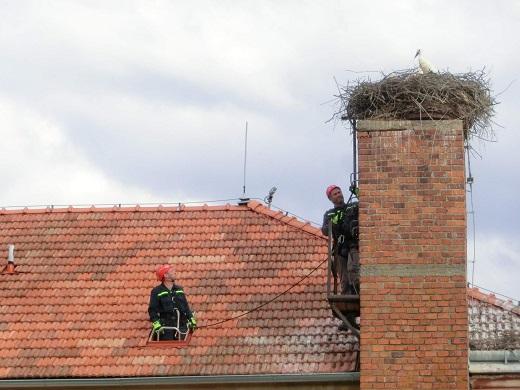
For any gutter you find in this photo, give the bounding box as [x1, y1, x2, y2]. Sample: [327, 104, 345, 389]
[0, 372, 359, 388]
[469, 350, 520, 374]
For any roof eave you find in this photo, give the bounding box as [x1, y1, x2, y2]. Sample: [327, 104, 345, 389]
[0, 372, 360, 388]
[470, 350, 520, 374]
[470, 362, 520, 374]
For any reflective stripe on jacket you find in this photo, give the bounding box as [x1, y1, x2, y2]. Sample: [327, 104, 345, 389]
[148, 283, 193, 325]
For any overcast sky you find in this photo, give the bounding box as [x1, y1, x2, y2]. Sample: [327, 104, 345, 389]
[0, 1, 518, 299]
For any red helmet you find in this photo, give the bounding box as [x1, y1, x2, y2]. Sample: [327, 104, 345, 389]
[326, 185, 340, 198]
[156, 264, 173, 281]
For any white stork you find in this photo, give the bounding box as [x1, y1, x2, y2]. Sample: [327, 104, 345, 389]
[414, 49, 438, 74]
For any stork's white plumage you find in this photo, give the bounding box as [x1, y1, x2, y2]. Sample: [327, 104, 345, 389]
[414, 49, 437, 74]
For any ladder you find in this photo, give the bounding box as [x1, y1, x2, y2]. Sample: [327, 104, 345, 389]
[148, 309, 191, 342]
[326, 224, 360, 337]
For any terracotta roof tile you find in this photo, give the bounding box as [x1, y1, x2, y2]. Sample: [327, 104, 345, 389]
[0, 202, 356, 378]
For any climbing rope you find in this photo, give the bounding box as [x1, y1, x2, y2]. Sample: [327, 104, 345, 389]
[197, 257, 328, 329]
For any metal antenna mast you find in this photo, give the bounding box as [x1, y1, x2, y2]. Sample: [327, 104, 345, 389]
[242, 121, 248, 197]
[352, 120, 358, 186]
[465, 142, 477, 286]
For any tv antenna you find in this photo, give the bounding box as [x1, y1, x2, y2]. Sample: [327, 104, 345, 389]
[265, 187, 277, 208]
[242, 121, 248, 197]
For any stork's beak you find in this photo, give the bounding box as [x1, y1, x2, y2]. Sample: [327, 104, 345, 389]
[414, 49, 420, 58]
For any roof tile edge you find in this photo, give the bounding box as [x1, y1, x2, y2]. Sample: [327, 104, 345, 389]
[0, 203, 246, 215]
[468, 287, 520, 314]
[245, 200, 325, 239]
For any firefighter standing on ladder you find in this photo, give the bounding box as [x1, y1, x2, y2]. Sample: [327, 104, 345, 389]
[322, 185, 360, 298]
[148, 265, 197, 340]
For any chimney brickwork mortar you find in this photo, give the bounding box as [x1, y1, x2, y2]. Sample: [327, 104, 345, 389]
[357, 120, 468, 389]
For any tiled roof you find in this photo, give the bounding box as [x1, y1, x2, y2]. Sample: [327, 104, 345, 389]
[0, 201, 358, 379]
[468, 287, 520, 350]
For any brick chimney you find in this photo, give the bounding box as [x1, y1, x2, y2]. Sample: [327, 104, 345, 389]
[357, 120, 468, 389]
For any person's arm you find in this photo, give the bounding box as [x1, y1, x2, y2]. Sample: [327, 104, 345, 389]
[342, 203, 359, 243]
[174, 286, 197, 329]
[321, 211, 330, 236]
[148, 289, 162, 332]
[173, 287, 192, 317]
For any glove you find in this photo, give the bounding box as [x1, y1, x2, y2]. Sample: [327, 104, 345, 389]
[188, 315, 197, 331]
[152, 320, 162, 333]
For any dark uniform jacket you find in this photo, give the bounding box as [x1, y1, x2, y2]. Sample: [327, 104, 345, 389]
[322, 201, 359, 255]
[148, 283, 193, 328]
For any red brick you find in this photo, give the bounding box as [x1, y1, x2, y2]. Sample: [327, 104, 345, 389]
[358, 121, 468, 389]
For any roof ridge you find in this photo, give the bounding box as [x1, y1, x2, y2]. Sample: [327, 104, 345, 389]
[246, 200, 325, 239]
[0, 200, 326, 239]
[0, 203, 246, 215]
[468, 287, 520, 315]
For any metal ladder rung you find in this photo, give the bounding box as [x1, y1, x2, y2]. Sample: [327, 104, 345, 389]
[327, 294, 360, 303]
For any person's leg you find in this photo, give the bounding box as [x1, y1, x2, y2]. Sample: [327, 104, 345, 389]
[347, 247, 360, 295]
[159, 316, 178, 340]
[337, 252, 349, 295]
[178, 323, 189, 340]
[159, 328, 175, 340]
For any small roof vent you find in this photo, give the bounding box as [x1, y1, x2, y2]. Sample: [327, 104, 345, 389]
[5, 244, 15, 274]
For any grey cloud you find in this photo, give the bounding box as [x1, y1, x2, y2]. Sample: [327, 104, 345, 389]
[0, 0, 519, 298]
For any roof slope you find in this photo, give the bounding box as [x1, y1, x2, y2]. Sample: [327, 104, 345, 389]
[468, 287, 520, 350]
[0, 201, 357, 379]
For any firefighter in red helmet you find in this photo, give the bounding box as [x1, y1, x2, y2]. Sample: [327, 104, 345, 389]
[322, 185, 359, 299]
[148, 265, 197, 340]
[322, 185, 360, 332]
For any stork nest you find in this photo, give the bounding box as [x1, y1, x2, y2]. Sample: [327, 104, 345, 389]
[335, 69, 497, 140]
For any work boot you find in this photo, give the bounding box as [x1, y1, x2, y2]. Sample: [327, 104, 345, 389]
[346, 314, 360, 330]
